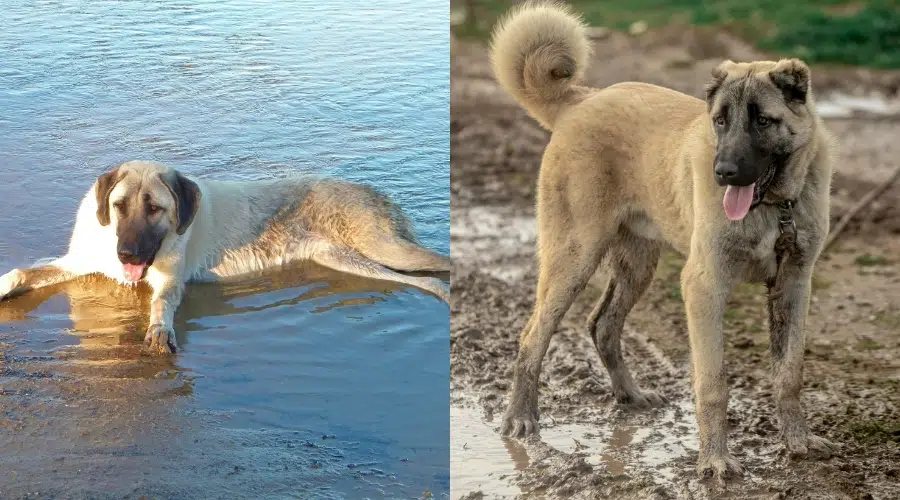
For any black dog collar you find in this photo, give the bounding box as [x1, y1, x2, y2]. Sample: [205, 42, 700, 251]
[770, 199, 799, 270]
[775, 199, 796, 235]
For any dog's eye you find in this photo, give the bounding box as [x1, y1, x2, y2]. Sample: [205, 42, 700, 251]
[147, 204, 162, 214]
[756, 116, 771, 127]
[714, 115, 725, 127]
[112, 201, 126, 212]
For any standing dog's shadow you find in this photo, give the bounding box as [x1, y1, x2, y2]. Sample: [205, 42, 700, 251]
[0, 260, 449, 351]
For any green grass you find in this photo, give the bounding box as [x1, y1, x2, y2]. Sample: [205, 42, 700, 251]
[811, 272, 834, 292]
[454, 0, 900, 69]
[657, 250, 685, 301]
[854, 253, 892, 266]
[846, 419, 900, 445]
[873, 311, 900, 331]
[857, 338, 884, 350]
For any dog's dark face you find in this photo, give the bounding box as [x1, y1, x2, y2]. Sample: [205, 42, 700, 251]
[705, 59, 816, 219]
[95, 162, 201, 282]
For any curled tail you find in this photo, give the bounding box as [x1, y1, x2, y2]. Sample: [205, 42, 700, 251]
[489, 1, 592, 130]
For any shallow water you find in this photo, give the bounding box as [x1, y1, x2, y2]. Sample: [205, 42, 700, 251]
[450, 402, 701, 498]
[0, 1, 449, 498]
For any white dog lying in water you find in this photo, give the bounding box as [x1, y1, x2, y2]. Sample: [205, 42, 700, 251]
[0, 160, 450, 353]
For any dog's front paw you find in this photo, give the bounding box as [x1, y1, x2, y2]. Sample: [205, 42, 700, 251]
[145, 324, 178, 354]
[0, 269, 25, 301]
[500, 399, 541, 437]
[697, 452, 743, 482]
[784, 431, 837, 460]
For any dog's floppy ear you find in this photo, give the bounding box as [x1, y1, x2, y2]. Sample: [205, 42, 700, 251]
[705, 60, 734, 105]
[95, 167, 122, 226]
[770, 58, 810, 104]
[159, 170, 201, 235]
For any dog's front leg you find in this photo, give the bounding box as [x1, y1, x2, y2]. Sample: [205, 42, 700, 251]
[681, 254, 742, 481]
[145, 273, 184, 354]
[768, 265, 836, 459]
[0, 262, 80, 300]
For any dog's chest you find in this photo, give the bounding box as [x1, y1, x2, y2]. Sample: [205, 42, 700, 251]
[724, 225, 781, 282]
[751, 227, 781, 264]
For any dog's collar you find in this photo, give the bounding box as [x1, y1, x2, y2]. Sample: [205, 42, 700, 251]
[769, 198, 799, 270]
[773, 199, 797, 235]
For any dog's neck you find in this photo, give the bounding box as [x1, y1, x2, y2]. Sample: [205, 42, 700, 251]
[780, 118, 829, 201]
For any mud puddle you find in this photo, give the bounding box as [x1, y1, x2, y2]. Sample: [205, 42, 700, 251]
[450, 205, 537, 284]
[817, 92, 900, 119]
[451, 399, 705, 498]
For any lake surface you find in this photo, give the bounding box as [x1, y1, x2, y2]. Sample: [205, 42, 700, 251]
[0, 1, 449, 498]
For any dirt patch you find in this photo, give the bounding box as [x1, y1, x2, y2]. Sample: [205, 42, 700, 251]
[450, 33, 900, 499]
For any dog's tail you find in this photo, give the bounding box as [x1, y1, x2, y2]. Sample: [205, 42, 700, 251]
[362, 238, 451, 273]
[490, 1, 592, 130]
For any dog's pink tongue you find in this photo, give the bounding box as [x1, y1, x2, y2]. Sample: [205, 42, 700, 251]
[723, 183, 755, 221]
[123, 263, 146, 282]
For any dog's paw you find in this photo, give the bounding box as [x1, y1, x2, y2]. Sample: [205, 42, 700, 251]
[145, 324, 178, 354]
[500, 413, 539, 438]
[697, 452, 743, 482]
[616, 389, 667, 409]
[784, 432, 837, 460]
[500, 403, 540, 437]
[0, 269, 24, 301]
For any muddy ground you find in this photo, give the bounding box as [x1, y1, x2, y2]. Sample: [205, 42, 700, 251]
[450, 28, 900, 500]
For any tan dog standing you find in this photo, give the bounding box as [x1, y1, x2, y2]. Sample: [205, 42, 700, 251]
[0, 161, 450, 354]
[490, 2, 836, 480]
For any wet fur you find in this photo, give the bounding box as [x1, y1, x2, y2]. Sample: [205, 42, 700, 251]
[0, 161, 450, 354]
[491, 1, 836, 481]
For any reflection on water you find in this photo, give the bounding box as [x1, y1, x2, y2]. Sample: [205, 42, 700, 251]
[0, 0, 448, 497]
[1, 263, 449, 498]
[450, 406, 523, 497]
[450, 403, 701, 498]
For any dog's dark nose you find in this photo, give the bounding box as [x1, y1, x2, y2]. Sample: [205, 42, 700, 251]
[117, 247, 141, 265]
[714, 161, 739, 185]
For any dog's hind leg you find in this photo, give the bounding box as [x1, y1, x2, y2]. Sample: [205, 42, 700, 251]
[308, 241, 449, 302]
[500, 218, 611, 438]
[0, 259, 83, 301]
[587, 230, 665, 408]
[359, 237, 451, 272]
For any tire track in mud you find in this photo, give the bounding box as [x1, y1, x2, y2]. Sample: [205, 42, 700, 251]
[451, 205, 900, 500]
